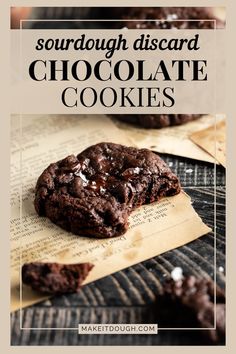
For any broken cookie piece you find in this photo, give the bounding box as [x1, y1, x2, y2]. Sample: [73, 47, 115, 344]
[22, 262, 94, 294]
[157, 275, 225, 344]
[34, 142, 181, 238]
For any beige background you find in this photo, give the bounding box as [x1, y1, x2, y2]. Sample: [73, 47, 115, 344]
[1, 0, 235, 352]
[11, 29, 225, 114]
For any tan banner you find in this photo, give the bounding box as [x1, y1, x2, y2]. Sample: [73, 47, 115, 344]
[11, 28, 225, 113]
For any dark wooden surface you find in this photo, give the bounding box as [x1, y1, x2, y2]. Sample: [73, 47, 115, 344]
[11, 154, 226, 346]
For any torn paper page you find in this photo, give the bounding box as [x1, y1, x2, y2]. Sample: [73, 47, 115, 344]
[190, 119, 226, 167]
[112, 115, 225, 163]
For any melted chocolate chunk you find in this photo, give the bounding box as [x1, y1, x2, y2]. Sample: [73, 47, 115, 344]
[34, 142, 181, 238]
[22, 262, 94, 294]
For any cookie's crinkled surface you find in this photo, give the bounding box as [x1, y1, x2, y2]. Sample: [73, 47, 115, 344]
[35, 142, 181, 238]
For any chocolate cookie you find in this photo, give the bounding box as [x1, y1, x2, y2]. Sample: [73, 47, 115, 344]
[119, 7, 223, 30]
[157, 275, 225, 344]
[34, 142, 181, 238]
[113, 114, 202, 129]
[22, 262, 94, 294]
[110, 6, 223, 129]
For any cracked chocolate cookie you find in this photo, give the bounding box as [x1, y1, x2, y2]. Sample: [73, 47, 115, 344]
[22, 262, 94, 294]
[157, 275, 225, 344]
[34, 142, 181, 238]
[119, 7, 223, 30]
[113, 114, 202, 129]
[110, 6, 223, 129]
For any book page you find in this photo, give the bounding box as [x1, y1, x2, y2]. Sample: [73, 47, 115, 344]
[113, 115, 225, 163]
[11, 114, 211, 312]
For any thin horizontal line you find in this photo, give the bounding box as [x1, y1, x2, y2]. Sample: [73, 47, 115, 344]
[20, 19, 216, 22]
[19, 327, 216, 331]
[183, 186, 225, 189]
[20, 327, 78, 330]
[158, 327, 216, 331]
